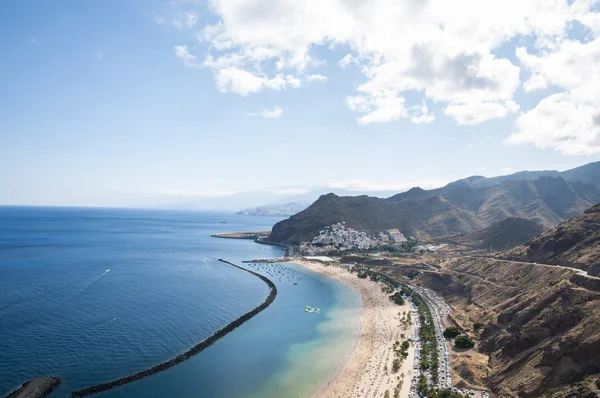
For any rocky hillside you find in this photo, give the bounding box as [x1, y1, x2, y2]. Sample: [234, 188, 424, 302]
[501, 203, 600, 272]
[456, 217, 546, 251]
[407, 257, 600, 397]
[268, 173, 600, 245]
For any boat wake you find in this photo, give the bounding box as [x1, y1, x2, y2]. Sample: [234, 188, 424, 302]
[68, 269, 112, 301]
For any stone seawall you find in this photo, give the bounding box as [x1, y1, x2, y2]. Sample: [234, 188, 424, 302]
[71, 259, 277, 397]
[5, 377, 61, 398]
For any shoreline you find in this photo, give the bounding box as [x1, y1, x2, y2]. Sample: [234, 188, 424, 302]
[70, 259, 277, 397]
[289, 260, 416, 398]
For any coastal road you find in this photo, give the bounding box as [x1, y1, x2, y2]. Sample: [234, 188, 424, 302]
[402, 284, 452, 391]
[466, 256, 599, 280]
[416, 286, 452, 390]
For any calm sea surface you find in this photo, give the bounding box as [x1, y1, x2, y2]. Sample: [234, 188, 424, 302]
[0, 207, 360, 398]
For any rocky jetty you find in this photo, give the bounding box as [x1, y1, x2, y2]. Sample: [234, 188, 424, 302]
[71, 259, 277, 397]
[5, 377, 60, 398]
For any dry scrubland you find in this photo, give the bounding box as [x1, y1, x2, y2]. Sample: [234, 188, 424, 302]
[396, 257, 600, 397]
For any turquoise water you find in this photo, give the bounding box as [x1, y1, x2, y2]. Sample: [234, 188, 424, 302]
[0, 207, 360, 398]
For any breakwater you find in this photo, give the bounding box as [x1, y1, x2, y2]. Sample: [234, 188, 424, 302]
[5, 377, 61, 398]
[71, 259, 277, 397]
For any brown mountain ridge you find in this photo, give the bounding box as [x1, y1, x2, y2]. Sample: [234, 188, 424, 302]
[501, 203, 600, 273]
[269, 162, 600, 245]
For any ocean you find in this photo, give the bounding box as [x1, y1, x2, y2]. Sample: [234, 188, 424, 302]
[0, 207, 360, 398]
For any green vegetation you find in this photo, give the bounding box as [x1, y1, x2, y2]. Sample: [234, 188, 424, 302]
[455, 334, 475, 349]
[397, 238, 420, 252]
[379, 237, 420, 254]
[443, 326, 461, 338]
[404, 269, 420, 279]
[393, 376, 403, 398]
[382, 285, 394, 294]
[429, 388, 469, 398]
[390, 292, 405, 305]
[417, 374, 428, 394]
[384, 390, 390, 398]
[391, 338, 410, 373]
[409, 290, 440, 383]
[474, 321, 484, 331]
[401, 340, 410, 352]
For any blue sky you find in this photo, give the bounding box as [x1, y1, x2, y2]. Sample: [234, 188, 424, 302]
[1, 0, 599, 209]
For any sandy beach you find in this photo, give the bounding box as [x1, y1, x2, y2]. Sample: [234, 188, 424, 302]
[290, 260, 416, 398]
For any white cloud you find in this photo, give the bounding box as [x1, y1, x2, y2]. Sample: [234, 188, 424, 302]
[306, 74, 327, 83]
[214, 67, 300, 95]
[169, 0, 600, 154]
[338, 54, 355, 69]
[30, 37, 36, 44]
[347, 90, 407, 125]
[410, 101, 435, 124]
[509, 38, 600, 154]
[93, 51, 105, 60]
[247, 106, 284, 119]
[327, 178, 448, 192]
[153, 12, 165, 25]
[506, 93, 600, 155]
[173, 11, 198, 29]
[444, 100, 519, 125]
[174, 45, 200, 68]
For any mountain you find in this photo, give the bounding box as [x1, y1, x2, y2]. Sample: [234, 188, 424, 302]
[408, 257, 600, 397]
[457, 217, 546, 251]
[385, 202, 600, 396]
[235, 202, 306, 216]
[456, 160, 600, 189]
[268, 162, 600, 245]
[501, 203, 600, 272]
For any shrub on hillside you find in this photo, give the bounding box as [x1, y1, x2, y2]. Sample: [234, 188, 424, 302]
[443, 327, 460, 338]
[455, 334, 475, 349]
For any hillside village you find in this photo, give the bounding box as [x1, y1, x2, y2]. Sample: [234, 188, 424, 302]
[299, 222, 416, 255]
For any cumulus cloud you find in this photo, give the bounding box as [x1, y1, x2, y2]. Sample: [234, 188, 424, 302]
[171, 0, 600, 153]
[509, 38, 600, 154]
[347, 90, 408, 125]
[306, 74, 327, 83]
[247, 106, 284, 119]
[214, 68, 300, 95]
[174, 45, 200, 68]
[444, 100, 519, 125]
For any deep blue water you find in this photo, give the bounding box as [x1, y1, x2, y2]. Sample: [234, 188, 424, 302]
[0, 207, 360, 398]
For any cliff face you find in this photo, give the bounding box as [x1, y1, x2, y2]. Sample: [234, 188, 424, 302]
[502, 203, 600, 271]
[411, 257, 600, 397]
[269, 176, 600, 245]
